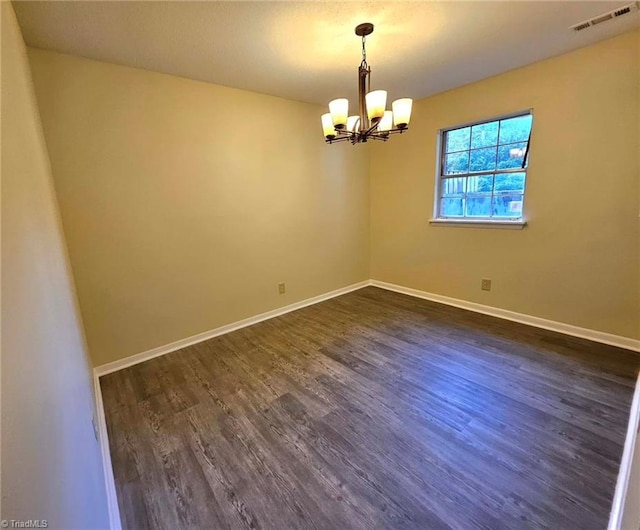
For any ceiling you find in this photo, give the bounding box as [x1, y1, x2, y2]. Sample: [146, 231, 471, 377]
[13, 1, 640, 106]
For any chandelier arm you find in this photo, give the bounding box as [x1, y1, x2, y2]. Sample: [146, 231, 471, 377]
[364, 121, 379, 136]
[367, 126, 409, 139]
[334, 128, 357, 138]
[325, 135, 352, 144]
[329, 124, 408, 144]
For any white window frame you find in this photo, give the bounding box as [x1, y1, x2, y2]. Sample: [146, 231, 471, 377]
[430, 109, 533, 229]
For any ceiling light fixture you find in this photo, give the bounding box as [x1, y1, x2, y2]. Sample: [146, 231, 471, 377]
[321, 23, 413, 145]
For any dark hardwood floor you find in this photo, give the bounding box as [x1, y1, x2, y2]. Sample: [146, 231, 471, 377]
[101, 286, 640, 530]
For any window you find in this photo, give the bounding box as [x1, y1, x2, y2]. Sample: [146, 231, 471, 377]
[434, 111, 533, 225]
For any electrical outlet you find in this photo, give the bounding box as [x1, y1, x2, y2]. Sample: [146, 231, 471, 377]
[481, 279, 492, 291]
[278, 283, 286, 294]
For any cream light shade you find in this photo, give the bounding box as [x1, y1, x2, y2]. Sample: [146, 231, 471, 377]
[329, 98, 348, 129]
[321, 113, 336, 138]
[392, 98, 413, 128]
[347, 115, 360, 132]
[366, 90, 387, 122]
[378, 110, 393, 132]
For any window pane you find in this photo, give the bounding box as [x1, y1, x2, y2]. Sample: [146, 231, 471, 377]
[497, 142, 527, 169]
[441, 198, 464, 217]
[469, 147, 496, 172]
[441, 177, 466, 196]
[470, 121, 499, 149]
[466, 197, 492, 217]
[492, 194, 523, 217]
[494, 172, 525, 193]
[444, 152, 469, 175]
[467, 175, 493, 193]
[498, 115, 532, 145]
[445, 127, 471, 152]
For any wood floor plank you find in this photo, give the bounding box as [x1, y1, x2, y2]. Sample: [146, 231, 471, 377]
[101, 286, 640, 529]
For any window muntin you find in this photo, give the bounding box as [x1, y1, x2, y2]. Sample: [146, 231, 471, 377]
[437, 112, 532, 221]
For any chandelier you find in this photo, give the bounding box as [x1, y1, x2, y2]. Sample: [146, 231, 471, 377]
[321, 23, 413, 145]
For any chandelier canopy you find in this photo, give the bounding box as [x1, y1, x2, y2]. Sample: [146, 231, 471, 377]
[321, 23, 413, 145]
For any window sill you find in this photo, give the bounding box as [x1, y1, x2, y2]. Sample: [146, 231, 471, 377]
[429, 218, 527, 230]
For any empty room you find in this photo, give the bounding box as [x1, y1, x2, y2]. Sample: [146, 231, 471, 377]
[2, 1, 640, 529]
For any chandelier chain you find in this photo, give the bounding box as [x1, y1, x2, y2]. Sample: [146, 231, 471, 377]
[361, 35, 367, 68]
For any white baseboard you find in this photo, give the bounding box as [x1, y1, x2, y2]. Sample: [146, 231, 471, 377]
[93, 373, 122, 530]
[370, 280, 640, 353]
[94, 280, 370, 376]
[95, 278, 639, 378]
[608, 372, 640, 530]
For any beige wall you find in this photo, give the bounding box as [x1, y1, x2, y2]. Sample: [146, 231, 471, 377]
[27, 49, 370, 366]
[1, 3, 109, 528]
[370, 30, 640, 340]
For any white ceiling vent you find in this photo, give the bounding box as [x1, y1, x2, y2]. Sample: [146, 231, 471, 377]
[570, 2, 639, 31]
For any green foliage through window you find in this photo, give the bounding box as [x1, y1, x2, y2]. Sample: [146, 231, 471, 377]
[438, 112, 532, 220]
